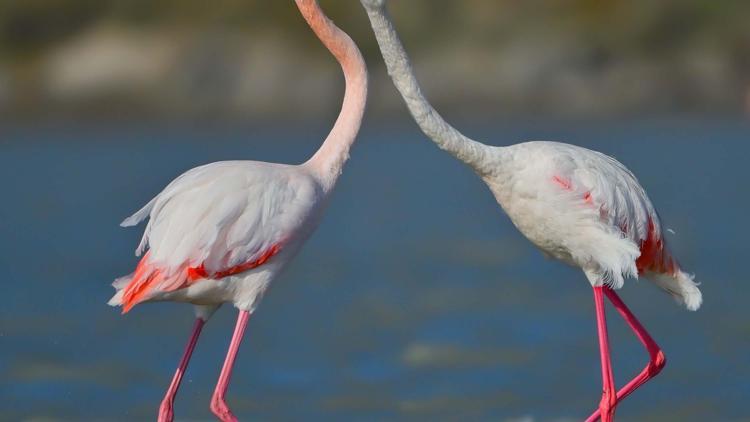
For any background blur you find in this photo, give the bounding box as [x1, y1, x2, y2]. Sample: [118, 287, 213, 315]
[1, 0, 749, 120]
[1, 1, 748, 421]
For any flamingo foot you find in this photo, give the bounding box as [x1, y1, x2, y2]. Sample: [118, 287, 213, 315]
[585, 287, 666, 422]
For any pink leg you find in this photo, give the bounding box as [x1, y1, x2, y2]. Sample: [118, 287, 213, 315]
[210, 310, 251, 422]
[585, 287, 666, 422]
[593, 286, 617, 422]
[158, 318, 205, 422]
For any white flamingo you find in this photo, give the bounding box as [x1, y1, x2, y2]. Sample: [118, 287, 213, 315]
[359, 1, 701, 420]
[108, 1, 367, 420]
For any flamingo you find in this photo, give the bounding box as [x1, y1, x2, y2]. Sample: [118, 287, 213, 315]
[107, 1, 367, 420]
[359, 1, 702, 420]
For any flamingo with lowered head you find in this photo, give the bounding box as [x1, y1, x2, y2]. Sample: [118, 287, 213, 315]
[359, 1, 701, 420]
[108, 1, 367, 420]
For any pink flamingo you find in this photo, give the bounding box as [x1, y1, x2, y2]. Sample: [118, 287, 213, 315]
[360, 1, 702, 420]
[108, 1, 367, 420]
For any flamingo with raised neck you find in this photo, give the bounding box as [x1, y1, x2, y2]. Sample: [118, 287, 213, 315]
[109, 1, 367, 420]
[360, 1, 701, 420]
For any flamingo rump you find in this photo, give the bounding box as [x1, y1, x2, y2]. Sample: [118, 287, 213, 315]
[359, 0, 702, 420]
[108, 1, 367, 420]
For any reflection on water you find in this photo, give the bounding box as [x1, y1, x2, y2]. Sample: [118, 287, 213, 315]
[0, 119, 747, 421]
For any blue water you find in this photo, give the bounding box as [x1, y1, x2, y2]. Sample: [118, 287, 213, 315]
[1, 118, 748, 421]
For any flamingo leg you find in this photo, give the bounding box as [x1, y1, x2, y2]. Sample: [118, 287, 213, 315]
[585, 287, 666, 422]
[593, 286, 618, 422]
[158, 318, 205, 422]
[210, 310, 251, 422]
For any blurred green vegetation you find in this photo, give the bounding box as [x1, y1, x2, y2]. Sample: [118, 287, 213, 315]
[0, 0, 337, 57]
[0, 0, 747, 118]
[2, 0, 748, 59]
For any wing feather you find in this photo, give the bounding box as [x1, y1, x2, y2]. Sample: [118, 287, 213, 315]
[517, 141, 665, 286]
[121, 161, 319, 288]
[570, 148, 659, 245]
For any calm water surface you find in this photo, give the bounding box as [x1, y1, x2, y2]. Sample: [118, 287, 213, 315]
[0, 119, 748, 421]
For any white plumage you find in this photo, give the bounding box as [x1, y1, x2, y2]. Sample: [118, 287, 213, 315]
[481, 141, 701, 310]
[360, 0, 701, 310]
[110, 161, 325, 312]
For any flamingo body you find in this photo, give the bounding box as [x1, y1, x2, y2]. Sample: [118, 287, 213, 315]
[479, 141, 700, 309]
[109, 161, 326, 312]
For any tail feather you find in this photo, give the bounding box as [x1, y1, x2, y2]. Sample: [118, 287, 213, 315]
[121, 270, 164, 313]
[107, 286, 126, 307]
[107, 252, 168, 313]
[635, 219, 701, 311]
[108, 252, 198, 313]
[648, 269, 702, 311]
[107, 274, 133, 306]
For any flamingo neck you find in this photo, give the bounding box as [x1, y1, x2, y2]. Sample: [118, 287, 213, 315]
[297, 0, 368, 190]
[361, 1, 493, 175]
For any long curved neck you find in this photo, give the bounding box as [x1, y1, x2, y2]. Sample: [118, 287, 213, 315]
[361, 2, 493, 174]
[297, 0, 368, 188]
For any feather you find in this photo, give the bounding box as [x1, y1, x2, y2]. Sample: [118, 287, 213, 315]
[482, 141, 700, 309]
[111, 160, 322, 312]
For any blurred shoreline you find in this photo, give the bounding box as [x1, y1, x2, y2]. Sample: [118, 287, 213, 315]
[0, 1, 748, 122]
